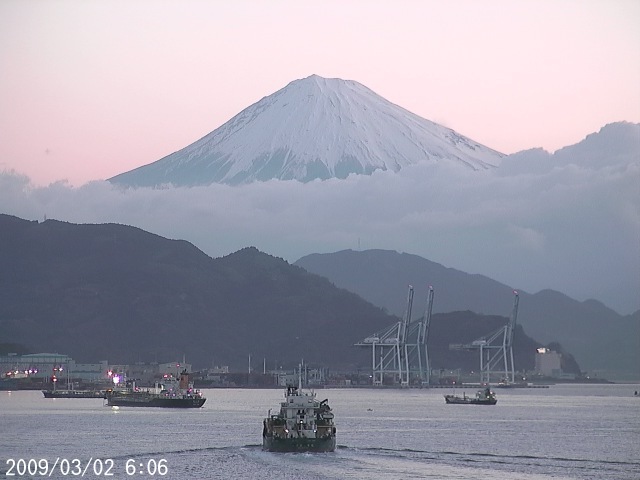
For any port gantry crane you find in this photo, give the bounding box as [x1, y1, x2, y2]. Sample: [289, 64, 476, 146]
[355, 285, 434, 386]
[416, 286, 434, 385]
[449, 291, 520, 384]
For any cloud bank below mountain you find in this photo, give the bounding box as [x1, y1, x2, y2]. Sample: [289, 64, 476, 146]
[2, 124, 638, 315]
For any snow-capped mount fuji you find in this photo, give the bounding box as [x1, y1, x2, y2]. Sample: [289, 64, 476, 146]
[110, 75, 505, 186]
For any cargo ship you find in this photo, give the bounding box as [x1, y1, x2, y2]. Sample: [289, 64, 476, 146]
[262, 384, 336, 452]
[42, 388, 106, 399]
[106, 370, 205, 408]
[444, 386, 497, 405]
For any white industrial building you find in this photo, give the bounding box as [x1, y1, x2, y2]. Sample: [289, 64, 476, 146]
[534, 348, 562, 377]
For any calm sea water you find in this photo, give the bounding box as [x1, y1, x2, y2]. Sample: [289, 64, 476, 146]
[1, 384, 638, 479]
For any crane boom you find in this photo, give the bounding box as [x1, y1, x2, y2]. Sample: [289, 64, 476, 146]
[418, 286, 434, 345]
[506, 291, 519, 348]
[399, 285, 414, 344]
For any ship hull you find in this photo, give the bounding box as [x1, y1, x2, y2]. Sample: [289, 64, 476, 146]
[262, 435, 336, 453]
[444, 395, 496, 405]
[43, 390, 106, 399]
[106, 395, 206, 408]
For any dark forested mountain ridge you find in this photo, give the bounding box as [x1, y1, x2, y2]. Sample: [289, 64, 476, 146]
[295, 249, 638, 377]
[0, 215, 587, 375]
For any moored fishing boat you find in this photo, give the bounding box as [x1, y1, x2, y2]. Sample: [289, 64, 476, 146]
[106, 369, 205, 408]
[262, 383, 336, 452]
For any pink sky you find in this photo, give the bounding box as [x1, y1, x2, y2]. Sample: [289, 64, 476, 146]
[1, 0, 638, 187]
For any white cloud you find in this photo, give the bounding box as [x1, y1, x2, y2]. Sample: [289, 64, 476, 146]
[1, 143, 638, 314]
[507, 225, 546, 251]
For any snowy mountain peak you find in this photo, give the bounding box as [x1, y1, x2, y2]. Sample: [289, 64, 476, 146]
[110, 75, 505, 186]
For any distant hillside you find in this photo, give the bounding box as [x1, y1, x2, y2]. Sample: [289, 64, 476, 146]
[0, 215, 392, 369]
[1, 215, 554, 374]
[295, 249, 639, 378]
[0, 343, 31, 356]
[426, 312, 580, 375]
